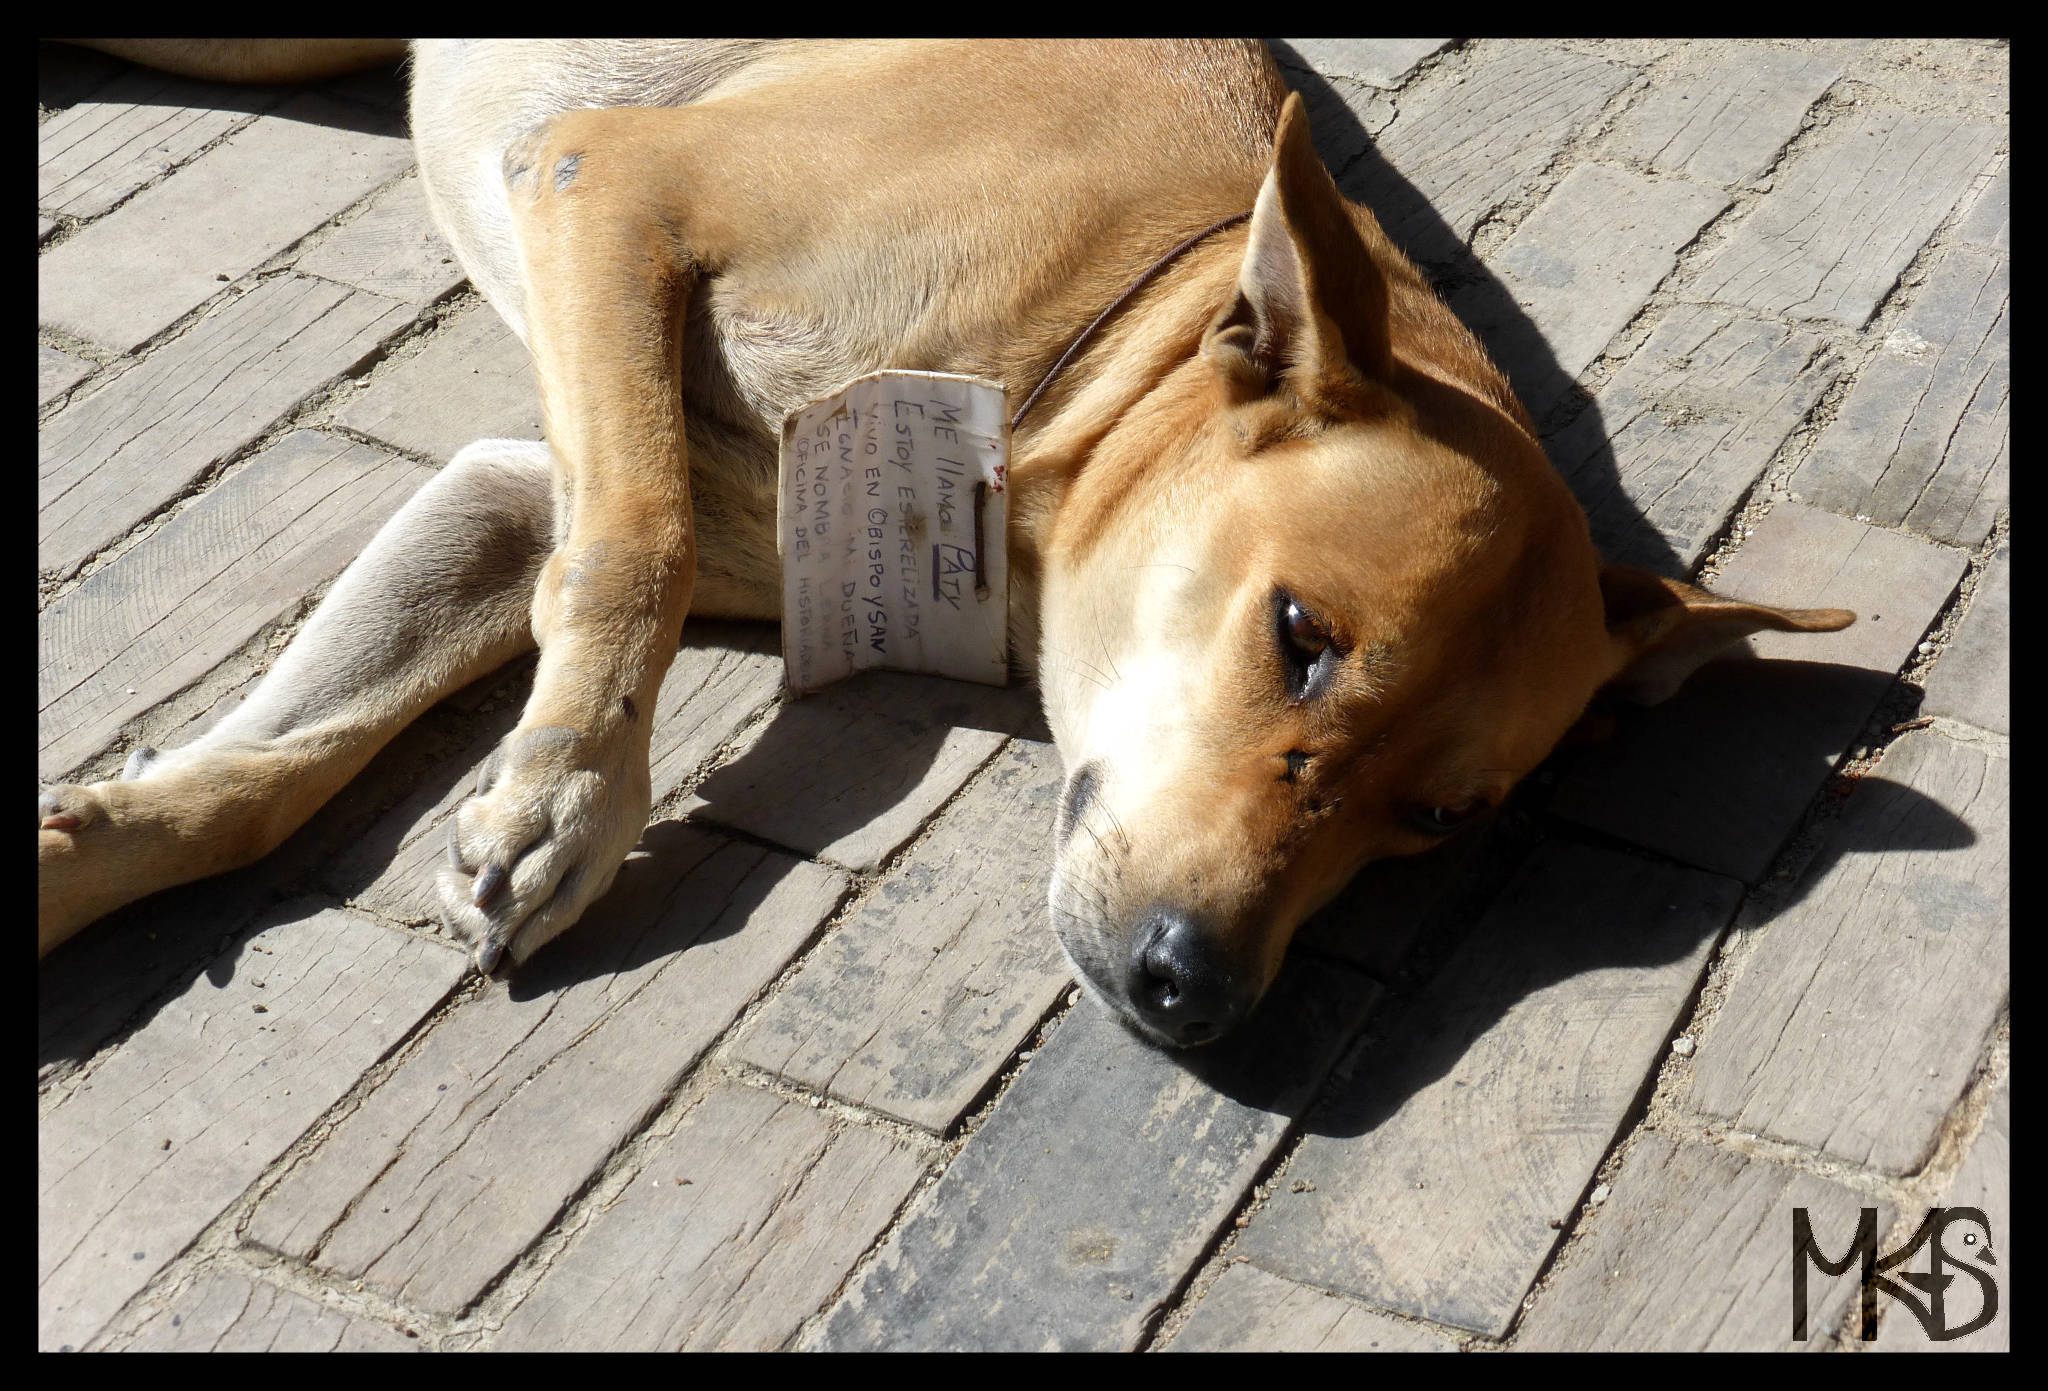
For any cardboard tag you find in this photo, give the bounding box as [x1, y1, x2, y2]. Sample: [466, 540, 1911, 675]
[777, 371, 1010, 695]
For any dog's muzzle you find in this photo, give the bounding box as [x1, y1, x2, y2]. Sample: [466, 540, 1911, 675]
[1123, 907, 1256, 1047]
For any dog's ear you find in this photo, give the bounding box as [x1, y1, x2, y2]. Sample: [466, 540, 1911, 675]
[1596, 564, 1856, 706]
[1203, 91, 1392, 399]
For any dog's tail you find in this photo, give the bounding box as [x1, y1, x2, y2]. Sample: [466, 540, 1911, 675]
[52, 38, 405, 84]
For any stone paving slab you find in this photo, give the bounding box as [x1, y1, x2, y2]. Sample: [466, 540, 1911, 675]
[734, 738, 1070, 1130]
[1278, 38, 1450, 90]
[325, 628, 784, 919]
[1684, 108, 1999, 327]
[1234, 842, 1741, 1338]
[296, 172, 468, 308]
[1875, 1077, 2007, 1351]
[38, 344, 93, 406]
[646, 624, 784, 802]
[1611, 42, 1861, 187]
[1689, 731, 2007, 1175]
[1791, 246, 2007, 547]
[334, 301, 542, 461]
[1514, 1133, 1893, 1350]
[38, 704, 486, 1081]
[38, 92, 413, 353]
[1456, 163, 1730, 421]
[38, 902, 466, 1352]
[1955, 167, 2007, 252]
[814, 960, 1380, 1351]
[678, 671, 1043, 872]
[1352, 45, 1636, 260]
[38, 429, 431, 781]
[247, 829, 845, 1317]
[1549, 304, 1836, 574]
[1550, 503, 1968, 883]
[38, 273, 414, 578]
[491, 1082, 927, 1351]
[116, 1267, 422, 1351]
[1167, 1263, 1459, 1352]
[36, 69, 260, 222]
[1923, 541, 2008, 736]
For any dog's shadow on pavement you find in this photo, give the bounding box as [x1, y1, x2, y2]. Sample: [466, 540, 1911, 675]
[37, 41, 408, 138]
[1166, 50, 1982, 1132]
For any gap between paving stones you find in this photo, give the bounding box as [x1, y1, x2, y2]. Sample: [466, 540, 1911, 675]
[1136, 816, 1560, 1349]
[190, 720, 1045, 1344]
[37, 211, 470, 606]
[67, 916, 479, 1349]
[35, 102, 277, 256]
[784, 989, 1090, 1352]
[1494, 692, 2007, 1349]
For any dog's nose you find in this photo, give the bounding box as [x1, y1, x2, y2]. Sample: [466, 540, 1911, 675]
[1126, 908, 1251, 1046]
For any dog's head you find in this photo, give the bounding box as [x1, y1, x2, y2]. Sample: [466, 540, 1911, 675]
[1035, 93, 1853, 1047]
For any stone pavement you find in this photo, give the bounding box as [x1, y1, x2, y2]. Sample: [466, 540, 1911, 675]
[38, 39, 2007, 1352]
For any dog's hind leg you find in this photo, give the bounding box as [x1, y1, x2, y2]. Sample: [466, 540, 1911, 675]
[37, 440, 555, 958]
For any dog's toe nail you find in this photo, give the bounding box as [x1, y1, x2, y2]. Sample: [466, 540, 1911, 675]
[473, 932, 506, 974]
[472, 861, 508, 908]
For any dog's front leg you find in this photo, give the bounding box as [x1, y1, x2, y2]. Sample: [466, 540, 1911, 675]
[441, 112, 704, 970]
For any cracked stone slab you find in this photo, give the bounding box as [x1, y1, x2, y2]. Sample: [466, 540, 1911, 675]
[37, 901, 467, 1352]
[1549, 503, 1968, 883]
[1923, 541, 2008, 736]
[334, 301, 543, 461]
[1234, 842, 1740, 1338]
[1548, 304, 1836, 574]
[813, 959, 1380, 1351]
[1277, 38, 1451, 89]
[324, 624, 784, 919]
[1343, 44, 1636, 262]
[1166, 1263, 1458, 1351]
[1683, 107, 2000, 327]
[677, 670, 1044, 871]
[295, 172, 468, 308]
[37, 68, 259, 221]
[1515, 1133, 1895, 1350]
[492, 1083, 927, 1351]
[733, 738, 1071, 1130]
[39, 701, 488, 1082]
[1954, 167, 2007, 252]
[37, 91, 413, 352]
[115, 1267, 421, 1351]
[38, 273, 413, 578]
[1875, 1077, 2007, 1350]
[1688, 731, 2007, 1174]
[38, 429, 431, 782]
[1791, 246, 2007, 547]
[1610, 42, 1862, 186]
[246, 828, 846, 1317]
[1454, 163, 1731, 421]
[1274, 65, 1395, 182]
[39, 344, 93, 406]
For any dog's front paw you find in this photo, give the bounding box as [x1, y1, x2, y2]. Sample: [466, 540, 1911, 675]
[439, 723, 651, 972]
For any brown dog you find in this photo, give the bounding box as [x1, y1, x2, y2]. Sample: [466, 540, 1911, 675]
[38, 40, 1850, 1046]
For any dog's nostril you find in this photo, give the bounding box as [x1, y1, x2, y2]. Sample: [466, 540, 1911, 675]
[1128, 909, 1248, 1046]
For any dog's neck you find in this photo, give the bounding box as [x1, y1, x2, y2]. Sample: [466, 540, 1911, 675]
[1001, 226, 1255, 673]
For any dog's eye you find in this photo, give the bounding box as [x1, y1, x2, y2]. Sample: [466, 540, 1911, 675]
[1411, 801, 1486, 835]
[1275, 593, 1335, 699]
